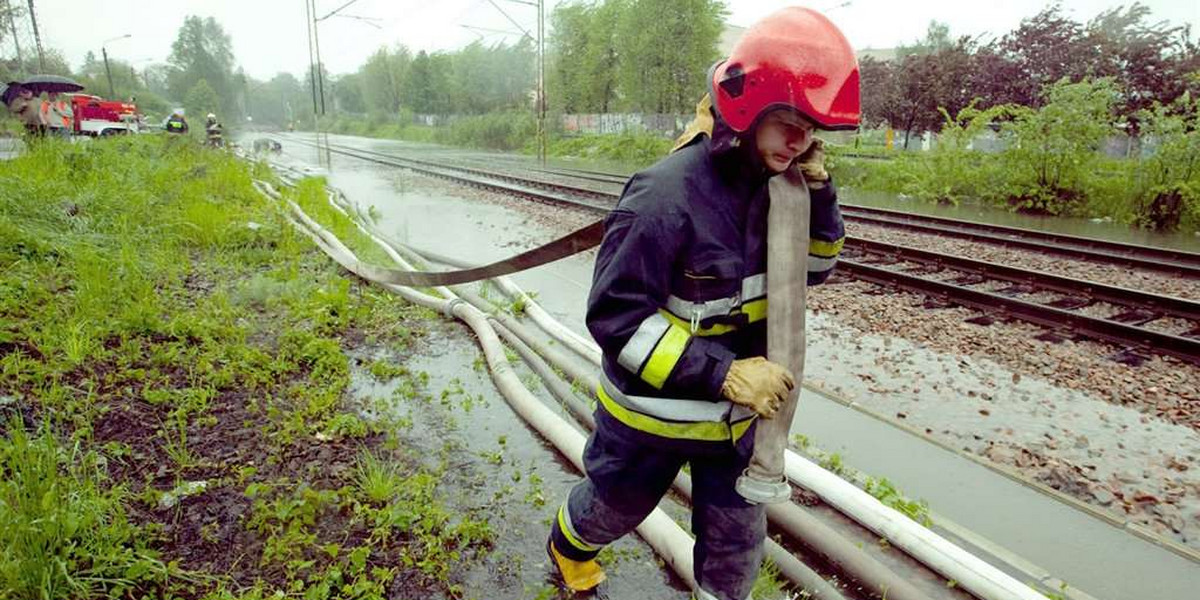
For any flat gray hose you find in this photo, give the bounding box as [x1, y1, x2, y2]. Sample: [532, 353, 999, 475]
[737, 167, 811, 504]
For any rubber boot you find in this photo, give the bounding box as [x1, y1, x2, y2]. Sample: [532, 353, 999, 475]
[547, 538, 606, 593]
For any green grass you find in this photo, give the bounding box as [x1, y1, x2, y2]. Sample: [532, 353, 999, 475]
[354, 449, 406, 504]
[0, 419, 168, 599]
[0, 135, 491, 599]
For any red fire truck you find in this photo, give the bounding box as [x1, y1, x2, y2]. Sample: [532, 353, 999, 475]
[69, 94, 140, 136]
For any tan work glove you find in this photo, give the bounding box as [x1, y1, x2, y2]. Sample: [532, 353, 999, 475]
[721, 357, 796, 419]
[794, 137, 829, 189]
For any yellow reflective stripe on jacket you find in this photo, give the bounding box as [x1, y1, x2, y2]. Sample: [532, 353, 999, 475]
[596, 383, 757, 442]
[742, 298, 768, 323]
[641, 321, 690, 389]
[810, 237, 844, 258]
[731, 415, 756, 440]
[660, 309, 738, 337]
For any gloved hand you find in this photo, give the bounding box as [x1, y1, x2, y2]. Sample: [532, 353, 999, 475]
[795, 137, 829, 188]
[721, 357, 795, 418]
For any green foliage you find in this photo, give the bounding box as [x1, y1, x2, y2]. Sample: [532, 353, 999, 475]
[548, 0, 726, 113]
[0, 134, 491, 599]
[549, 0, 623, 112]
[999, 78, 1119, 214]
[543, 132, 673, 166]
[0, 420, 167, 599]
[354, 451, 406, 505]
[1128, 92, 1200, 231]
[864, 477, 933, 527]
[844, 78, 1200, 231]
[184, 78, 221, 123]
[168, 15, 238, 119]
[435, 111, 537, 151]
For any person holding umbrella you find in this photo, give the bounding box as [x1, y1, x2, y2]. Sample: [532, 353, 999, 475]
[4, 85, 45, 136]
[5, 75, 85, 137]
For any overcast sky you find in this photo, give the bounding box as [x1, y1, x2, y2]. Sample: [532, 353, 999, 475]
[26, 0, 1200, 81]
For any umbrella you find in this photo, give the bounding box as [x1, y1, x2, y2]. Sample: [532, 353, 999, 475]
[0, 82, 25, 106]
[17, 74, 84, 95]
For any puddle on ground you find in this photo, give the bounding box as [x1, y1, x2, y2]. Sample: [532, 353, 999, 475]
[348, 325, 692, 599]
[271, 130, 1200, 556]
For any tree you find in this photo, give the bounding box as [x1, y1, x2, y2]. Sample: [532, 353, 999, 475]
[183, 79, 220, 123]
[245, 72, 308, 128]
[404, 51, 436, 114]
[997, 5, 1102, 107]
[549, 0, 623, 112]
[1086, 3, 1197, 130]
[167, 16, 238, 118]
[359, 45, 410, 115]
[616, 0, 725, 113]
[333, 73, 366, 114]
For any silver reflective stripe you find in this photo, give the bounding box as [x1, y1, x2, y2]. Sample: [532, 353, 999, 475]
[665, 273, 769, 323]
[665, 294, 740, 322]
[741, 272, 766, 300]
[808, 255, 838, 272]
[602, 376, 732, 423]
[730, 403, 757, 422]
[559, 503, 601, 550]
[618, 312, 671, 374]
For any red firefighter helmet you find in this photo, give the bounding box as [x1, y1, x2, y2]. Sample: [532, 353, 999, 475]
[711, 7, 860, 132]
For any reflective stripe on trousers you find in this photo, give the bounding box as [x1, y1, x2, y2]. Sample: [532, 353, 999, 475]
[549, 413, 767, 600]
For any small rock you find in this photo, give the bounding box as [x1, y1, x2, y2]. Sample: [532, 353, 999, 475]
[978, 409, 990, 416]
[158, 480, 208, 510]
[1092, 487, 1116, 505]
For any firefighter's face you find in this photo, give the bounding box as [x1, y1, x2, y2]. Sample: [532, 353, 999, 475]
[754, 110, 814, 173]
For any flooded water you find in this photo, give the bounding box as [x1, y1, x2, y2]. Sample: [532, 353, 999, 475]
[347, 334, 690, 600]
[264, 131, 1200, 600]
[842, 189, 1200, 252]
[306, 133, 1200, 253]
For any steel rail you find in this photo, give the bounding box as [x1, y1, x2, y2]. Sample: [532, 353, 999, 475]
[848, 237, 1200, 323]
[840, 207, 1200, 278]
[287, 136, 1200, 364]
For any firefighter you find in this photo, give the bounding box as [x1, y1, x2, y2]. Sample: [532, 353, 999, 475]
[545, 7, 858, 599]
[205, 113, 224, 147]
[165, 108, 188, 135]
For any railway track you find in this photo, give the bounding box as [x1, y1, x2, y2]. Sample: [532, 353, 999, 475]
[287, 137, 1200, 366]
[421, 151, 1200, 278]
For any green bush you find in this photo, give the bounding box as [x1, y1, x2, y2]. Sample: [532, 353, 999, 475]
[998, 79, 1119, 215]
[542, 132, 673, 166]
[434, 111, 537, 151]
[1127, 93, 1200, 231]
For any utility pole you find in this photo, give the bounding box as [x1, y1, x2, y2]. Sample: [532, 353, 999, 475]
[3, 1, 23, 73]
[304, 0, 318, 115]
[101, 35, 131, 100]
[102, 47, 114, 97]
[493, 0, 545, 164]
[538, 0, 545, 165]
[312, 0, 326, 117]
[26, 0, 43, 72]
